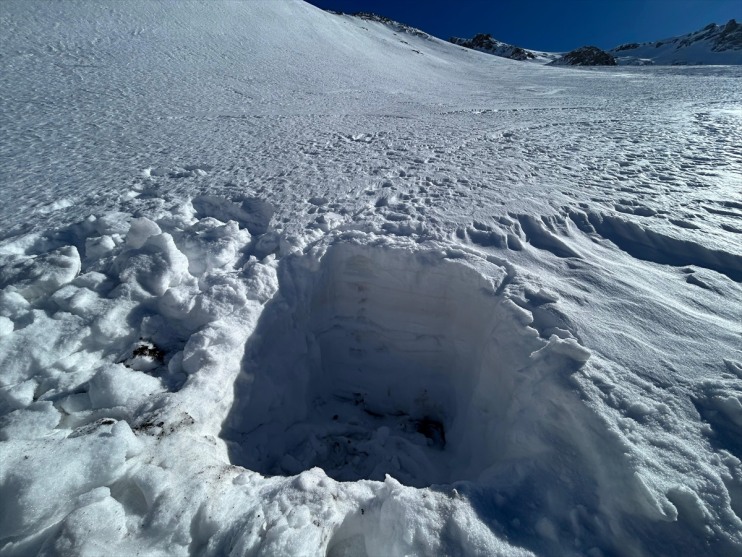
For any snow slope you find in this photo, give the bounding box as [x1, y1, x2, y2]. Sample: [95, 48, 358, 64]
[1, 1, 742, 556]
[611, 19, 742, 65]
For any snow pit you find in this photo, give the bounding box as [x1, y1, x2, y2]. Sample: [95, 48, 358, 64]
[223, 242, 583, 488]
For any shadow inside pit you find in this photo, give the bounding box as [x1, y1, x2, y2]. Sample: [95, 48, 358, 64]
[218, 240, 736, 557]
[219, 241, 560, 488]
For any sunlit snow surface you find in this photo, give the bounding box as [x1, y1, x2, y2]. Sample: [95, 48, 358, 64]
[1, 2, 742, 556]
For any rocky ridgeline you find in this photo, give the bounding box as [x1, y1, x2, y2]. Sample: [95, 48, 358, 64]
[612, 19, 742, 56]
[450, 19, 742, 66]
[714, 19, 742, 51]
[327, 11, 430, 39]
[449, 34, 535, 61]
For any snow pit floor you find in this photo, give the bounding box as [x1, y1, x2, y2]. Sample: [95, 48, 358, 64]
[222, 242, 590, 488]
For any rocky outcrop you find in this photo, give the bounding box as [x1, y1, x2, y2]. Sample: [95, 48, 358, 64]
[450, 34, 536, 61]
[341, 12, 430, 38]
[549, 46, 617, 66]
[713, 19, 741, 52]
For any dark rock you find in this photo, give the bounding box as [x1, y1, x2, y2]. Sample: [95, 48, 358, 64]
[550, 46, 617, 66]
[510, 46, 535, 61]
[449, 34, 536, 61]
[614, 42, 640, 52]
[714, 19, 742, 51]
[351, 12, 429, 38]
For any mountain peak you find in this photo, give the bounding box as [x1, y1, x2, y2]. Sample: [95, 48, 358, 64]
[452, 18, 742, 67]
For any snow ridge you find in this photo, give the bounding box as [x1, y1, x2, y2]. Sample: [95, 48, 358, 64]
[611, 19, 742, 65]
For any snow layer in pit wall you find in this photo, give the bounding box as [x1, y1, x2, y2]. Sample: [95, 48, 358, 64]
[1, 1, 742, 556]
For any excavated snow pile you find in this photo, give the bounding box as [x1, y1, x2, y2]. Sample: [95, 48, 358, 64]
[223, 242, 606, 490]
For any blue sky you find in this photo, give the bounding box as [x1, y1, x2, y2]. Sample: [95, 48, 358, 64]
[305, 0, 740, 51]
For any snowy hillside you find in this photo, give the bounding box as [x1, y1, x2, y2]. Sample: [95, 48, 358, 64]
[611, 19, 742, 65]
[1, 1, 742, 556]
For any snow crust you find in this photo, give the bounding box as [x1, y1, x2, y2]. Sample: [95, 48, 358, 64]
[1, 1, 742, 556]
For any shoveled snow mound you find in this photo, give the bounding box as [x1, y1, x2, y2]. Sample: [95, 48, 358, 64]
[1, 1, 742, 556]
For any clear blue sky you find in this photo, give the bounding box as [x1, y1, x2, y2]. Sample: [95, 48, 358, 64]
[305, 0, 740, 51]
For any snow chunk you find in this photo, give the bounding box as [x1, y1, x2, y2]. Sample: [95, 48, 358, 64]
[0, 380, 36, 414]
[124, 217, 161, 250]
[84, 235, 116, 260]
[0, 316, 13, 337]
[0, 246, 81, 301]
[0, 425, 129, 541]
[114, 232, 192, 297]
[192, 195, 275, 235]
[176, 218, 251, 276]
[88, 364, 165, 410]
[0, 290, 30, 320]
[93, 213, 131, 236]
[0, 401, 60, 440]
[40, 490, 127, 556]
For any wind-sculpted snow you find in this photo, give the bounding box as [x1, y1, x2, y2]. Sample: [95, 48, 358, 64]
[1, 1, 742, 556]
[571, 210, 742, 282]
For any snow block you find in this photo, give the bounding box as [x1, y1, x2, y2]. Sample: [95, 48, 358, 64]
[0, 246, 81, 302]
[192, 195, 275, 236]
[114, 232, 193, 297]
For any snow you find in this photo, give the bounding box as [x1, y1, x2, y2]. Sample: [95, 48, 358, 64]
[454, 20, 742, 67]
[611, 21, 742, 66]
[613, 39, 741, 66]
[1, 1, 741, 556]
[449, 34, 560, 64]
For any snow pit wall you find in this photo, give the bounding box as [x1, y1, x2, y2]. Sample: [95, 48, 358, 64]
[222, 242, 587, 488]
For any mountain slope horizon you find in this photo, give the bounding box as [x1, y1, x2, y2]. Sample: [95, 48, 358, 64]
[449, 18, 742, 65]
